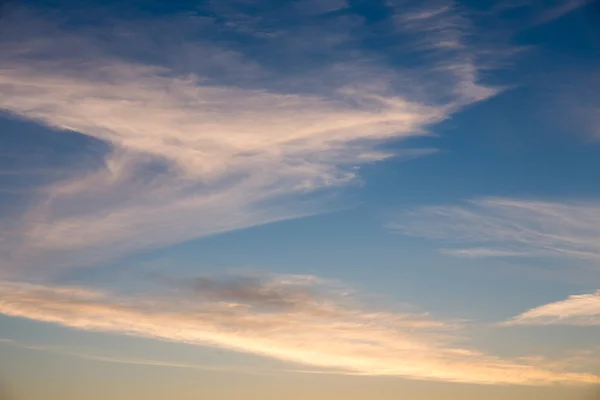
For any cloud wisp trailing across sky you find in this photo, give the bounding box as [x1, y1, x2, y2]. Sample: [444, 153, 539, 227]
[0, 0, 504, 274]
[0, 273, 597, 385]
[2, 60, 441, 269]
[504, 291, 600, 326]
[393, 197, 600, 261]
[0, 337, 289, 377]
[394, 197, 600, 327]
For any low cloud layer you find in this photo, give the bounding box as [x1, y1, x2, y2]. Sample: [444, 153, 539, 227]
[0, 274, 598, 385]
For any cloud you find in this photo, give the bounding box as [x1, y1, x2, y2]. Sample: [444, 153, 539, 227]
[63, 353, 300, 377]
[555, 72, 600, 141]
[516, 348, 600, 379]
[396, 198, 600, 326]
[0, 1, 508, 273]
[0, 335, 290, 376]
[0, 60, 442, 271]
[504, 291, 600, 326]
[534, 0, 592, 24]
[0, 274, 598, 385]
[492, 0, 592, 25]
[393, 197, 600, 261]
[187, 274, 336, 312]
[388, 0, 513, 104]
[63, 353, 257, 374]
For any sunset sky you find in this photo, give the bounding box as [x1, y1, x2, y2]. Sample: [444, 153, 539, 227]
[0, 0, 599, 399]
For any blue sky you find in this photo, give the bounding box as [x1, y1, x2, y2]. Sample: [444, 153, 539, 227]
[0, 0, 600, 399]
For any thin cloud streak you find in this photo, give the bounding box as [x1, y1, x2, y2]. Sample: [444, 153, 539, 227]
[395, 198, 600, 325]
[505, 291, 600, 326]
[534, 0, 592, 24]
[394, 197, 600, 261]
[0, 337, 287, 376]
[390, 1, 498, 102]
[0, 276, 598, 385]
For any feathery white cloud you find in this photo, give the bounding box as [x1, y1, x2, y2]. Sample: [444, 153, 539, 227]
[0, 60, 442, 271]
[0, 275, 597, 385]
[396, 198, 600, 326]
[394, 197, 600, 261]
[505, 291, 600, 326]
[0, 1, 503, 273]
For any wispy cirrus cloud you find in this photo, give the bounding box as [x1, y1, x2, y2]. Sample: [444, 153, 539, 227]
[0, 273, 597, 385]
[0, 60, 442, 272]
[388, 0, 505, 105]
[533, 0, 593, 24]
[395, 198, 600, 328]
[504, 291, 600, 326]
[492, 0, 592, 25]
[0, 0, 506, 274]
[393, 197, 600, 261]
[0, 338, 288, 376]
[0, 339, 286, 375]
[557, 72, 600, 141]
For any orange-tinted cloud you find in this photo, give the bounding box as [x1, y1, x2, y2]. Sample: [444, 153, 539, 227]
[505, 291, 600, 326]
[0, 276, 597, 385]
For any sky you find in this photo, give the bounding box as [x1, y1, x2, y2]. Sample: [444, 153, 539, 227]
[0, 0, 600, 399]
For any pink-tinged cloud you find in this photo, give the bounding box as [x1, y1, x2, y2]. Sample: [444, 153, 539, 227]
[0, 2, 502, 274]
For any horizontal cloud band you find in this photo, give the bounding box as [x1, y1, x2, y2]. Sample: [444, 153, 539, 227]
[0, 275, 598, 385]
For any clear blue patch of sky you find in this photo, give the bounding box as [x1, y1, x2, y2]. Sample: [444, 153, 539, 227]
[0, 114, 108, 217]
